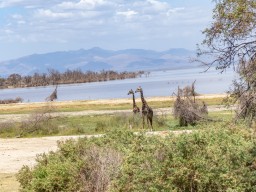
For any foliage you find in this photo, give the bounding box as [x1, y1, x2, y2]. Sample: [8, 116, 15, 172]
[17, 125, 256, 192]
[197, 0, 256, 124]
[197, 0, 256, 70]
[17, 130, 131, 192]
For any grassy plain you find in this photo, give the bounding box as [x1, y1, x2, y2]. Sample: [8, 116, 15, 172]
[0, 94, 230, 138]
[0, 94, 226, 114]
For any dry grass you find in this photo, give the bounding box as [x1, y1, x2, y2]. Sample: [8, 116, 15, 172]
[0, 94, 226, 115]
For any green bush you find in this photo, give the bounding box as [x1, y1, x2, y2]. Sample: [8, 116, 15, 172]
[17, 125, 256, 192]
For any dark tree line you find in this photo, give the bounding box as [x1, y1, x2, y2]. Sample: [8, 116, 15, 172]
[0, 69, 145, 88]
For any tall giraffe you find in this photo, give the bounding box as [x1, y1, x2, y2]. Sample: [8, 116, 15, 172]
[135, 86, 153, 131]
[128, 89, 140, 114]
[45, 85, 58, 101]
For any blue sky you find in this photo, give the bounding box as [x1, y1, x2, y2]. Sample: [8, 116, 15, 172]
[0, 0, 214, 61]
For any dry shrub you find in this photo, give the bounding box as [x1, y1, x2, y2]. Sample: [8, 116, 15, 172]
[80, 146, 123, 192]
[0, 97, 23, 104]
[0, 122, 17, 137]
[173, 81, 208, 126]
[18, 104, 56, 137]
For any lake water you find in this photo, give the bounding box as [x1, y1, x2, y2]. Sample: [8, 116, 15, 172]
[0, 68, 236, 102]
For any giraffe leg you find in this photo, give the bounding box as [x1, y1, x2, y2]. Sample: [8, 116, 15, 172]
[146, 116, 149, 129]
[142, 115, 145, 129]
[149, 116, 153, 131]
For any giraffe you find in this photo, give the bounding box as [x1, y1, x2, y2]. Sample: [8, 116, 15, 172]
[127, 89, 140, 114]
[135, 86, 153, 131]
[45, 85, 58, 102]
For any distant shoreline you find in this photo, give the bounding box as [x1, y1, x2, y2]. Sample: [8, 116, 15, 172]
[1, 94, 227, 106]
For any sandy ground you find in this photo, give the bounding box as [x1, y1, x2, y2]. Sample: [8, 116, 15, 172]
[0, 135, 88, 173]
[0, 135, 88, 192]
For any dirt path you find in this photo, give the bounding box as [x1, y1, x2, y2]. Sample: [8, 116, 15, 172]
[0, 130, 195, 174]
[0, 135, 86, 173]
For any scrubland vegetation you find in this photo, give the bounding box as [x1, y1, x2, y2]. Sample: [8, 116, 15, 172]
[16, 123, 256, 192]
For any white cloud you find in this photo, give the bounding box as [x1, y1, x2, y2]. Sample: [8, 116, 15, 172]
[11, 14, 23, 19]
[58, 0, 109, 10]
[36, 9, 73, 19]
[116, 10, 138, 19]
[0, 0, 24, 8]
[17, 20, 26, 24]
[78, 11, 102, 18]
[0, 0, 64, 8]
[147, 0, 169, 11]
[166, 7, 185, 16]
[4, 29, 14, 34]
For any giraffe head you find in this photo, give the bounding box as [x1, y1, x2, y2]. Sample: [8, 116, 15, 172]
[135, 86, 143, 93]
[127, 89, 134, 95]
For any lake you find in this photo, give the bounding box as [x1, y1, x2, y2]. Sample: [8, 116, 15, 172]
[0, 68, 236, 102]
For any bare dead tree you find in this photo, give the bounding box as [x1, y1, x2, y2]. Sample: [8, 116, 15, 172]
[173, 82, 208, 126]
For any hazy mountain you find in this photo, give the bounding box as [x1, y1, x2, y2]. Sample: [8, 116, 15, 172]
[0, 47, 198, 76]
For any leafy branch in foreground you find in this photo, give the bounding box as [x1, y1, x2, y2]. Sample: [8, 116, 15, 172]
[196, 0, 256, 125]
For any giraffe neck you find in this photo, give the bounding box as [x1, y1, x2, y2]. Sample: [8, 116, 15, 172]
[132, 93, 136, 108]
[140, 91, 147, 107]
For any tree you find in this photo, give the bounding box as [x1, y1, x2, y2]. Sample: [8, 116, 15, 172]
[197, 0, 256, 124]
[7, 73, 22, 87]
[48, 68, 61, 85]
[0, 77, 5, 87]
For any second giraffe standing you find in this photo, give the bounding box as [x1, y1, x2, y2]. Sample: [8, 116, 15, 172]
[135, 86, 153, 131]
[128, 89, 140, 114]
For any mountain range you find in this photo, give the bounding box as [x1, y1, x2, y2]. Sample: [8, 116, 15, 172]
[0, 47, 198, 76]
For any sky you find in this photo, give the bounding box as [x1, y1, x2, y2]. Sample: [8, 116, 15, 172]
[0, 0, 214, 61]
